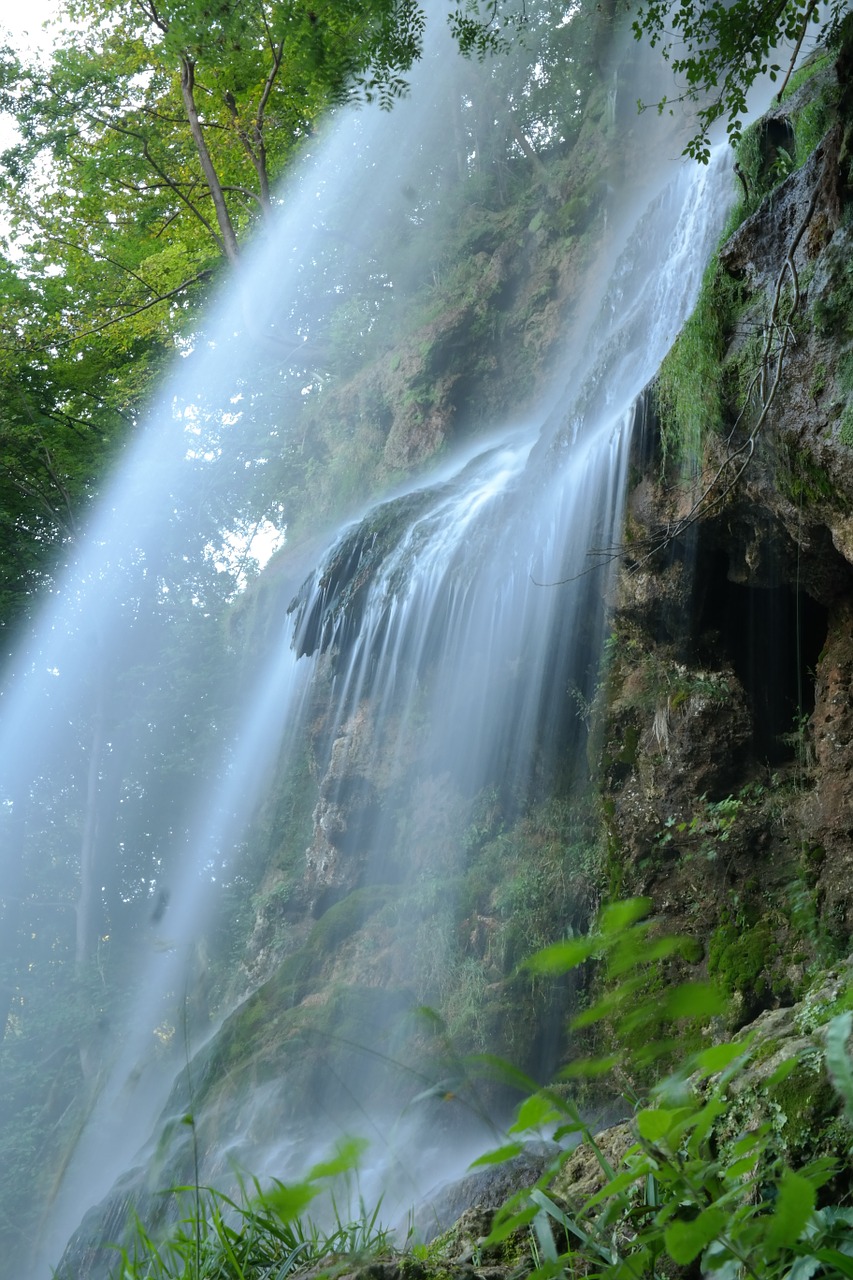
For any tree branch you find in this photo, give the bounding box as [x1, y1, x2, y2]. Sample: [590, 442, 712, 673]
[775, 0, 821, 101]
[62, 269, 214, 344]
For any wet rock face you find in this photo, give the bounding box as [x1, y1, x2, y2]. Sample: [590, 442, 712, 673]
[604, 628, 754, 892]
[602, 62, 853, 994]
[288, 489, 435, 660]
[721, 129, 836, 290]
[811, 600, 853, 940]
[412, 1142, 561, 1244]
[306, 704, 379, 908]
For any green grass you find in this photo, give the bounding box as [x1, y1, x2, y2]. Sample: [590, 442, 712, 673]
[112, 1152, 394, 1279]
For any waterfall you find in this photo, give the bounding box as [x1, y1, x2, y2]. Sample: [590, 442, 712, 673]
[0, 19, 741, 1278]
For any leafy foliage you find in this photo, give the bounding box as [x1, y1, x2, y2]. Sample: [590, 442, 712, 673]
[632, 0, 851, 162]
[476, 900, 853, 1280]
[100, 903, 853, 1280]
[449, 0, 529, 60]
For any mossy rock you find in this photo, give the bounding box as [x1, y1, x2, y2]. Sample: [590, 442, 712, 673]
[708, 916, 775, 1013]
[768, 1055, 842, 1162]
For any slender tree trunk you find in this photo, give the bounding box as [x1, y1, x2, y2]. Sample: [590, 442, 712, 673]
[509, 122, 548, 181]
[180, 55, 241, 264]
[75, 678, 107, 976]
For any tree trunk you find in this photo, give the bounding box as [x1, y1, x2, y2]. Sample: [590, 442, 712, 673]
[180, 55, 241, 264]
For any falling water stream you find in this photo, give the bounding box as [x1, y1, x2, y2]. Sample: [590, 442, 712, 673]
[0, 18, 754, 1278]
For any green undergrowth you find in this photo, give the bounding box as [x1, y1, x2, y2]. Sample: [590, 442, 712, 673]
[111, 901, 853, 1280]
[112, 1140, 395, 1280]
[468, 900, 853, 1280]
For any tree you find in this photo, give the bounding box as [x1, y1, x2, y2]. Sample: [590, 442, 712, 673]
[632, 0, 852, 161]
[0, 0, 438, 621]
[2, 0, 427, 289]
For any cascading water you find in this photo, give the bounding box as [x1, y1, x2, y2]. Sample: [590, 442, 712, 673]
[0, 15, 747, 1278]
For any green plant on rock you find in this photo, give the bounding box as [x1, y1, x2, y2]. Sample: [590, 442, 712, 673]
[839, 352, 853, 395]
[655, 263, 732, 467]
[708, 911, 774, 1005]
[810, 361, 828, 401]
[839, 405, 853, 447]
[614, 647, 731, 721]
[780, 448, 838, 506]
[474, 901, 853, 1280]
[659, 792, 743, 863]
[97, 902, 853, 1280]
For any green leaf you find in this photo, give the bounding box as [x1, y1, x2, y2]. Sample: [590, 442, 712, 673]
[766, 1056, 799, 1088]
[694, 1036, 754, 1078]
[529, 1189, 609, 1257]
[599, 897, 653, 935]
[510, 1093, 562, 1134]
[532, 1209, 559, 1262]
[636, 1106, 693, 1144]
[764, 1170, 816, 1251]
[307, 1136, 368, 1181]
[571, 975, 645, 1029]
[467, 1053, 540, 1094]
[523, 935, 599, 974]
[810, 1249, 853, 1278]
[483, 1203, 538, 1247]
[665, 1206, 727, 1264]
[797, 1156, 839, 1190]
[607, 932, 685, 977]
[825, 1011, 853, 1124]
[724, 1153, 760, 1179]
[657, 981, 726, 1020]
[583, 1167, 645, 1209]
[468, 1142, 524, 1168]
[688, 1097, 728, 1155]
[258, 1182, 318, 1223]
[787, 1258, 823, 1280]
[559, 1054, 619, 1078]
[553, 1120, 587, 1141]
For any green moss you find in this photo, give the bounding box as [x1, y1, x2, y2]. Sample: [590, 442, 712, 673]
[796, 971, 853, 1033]
[781, 50, 834, 104]
[768, 1058, 841, 1160]
[751, 1034, 784, 1066]
[813, 245, 853, 338]
[810, 361, 828, 400]
[307, 885, 396, 954]
[656, 264, 743, 465]
[779, 447, 838, 505]
[788, 61, 840, 167]
[708, 915, 774, 1002]
[839, 350, 853, 395]
[733, 123, 765, 215]
[617, 723, 639, 766]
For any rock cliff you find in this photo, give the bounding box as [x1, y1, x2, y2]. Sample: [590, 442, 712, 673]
[602, 49, 853, 1028]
